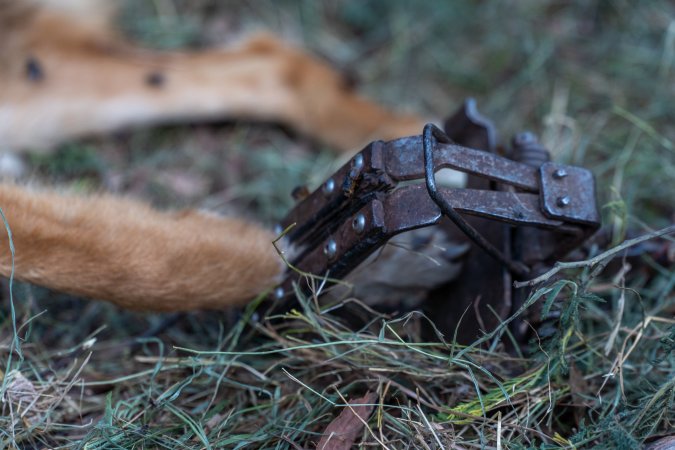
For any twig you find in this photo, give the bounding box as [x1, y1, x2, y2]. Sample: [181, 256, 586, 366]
[514, 225, 675, 288]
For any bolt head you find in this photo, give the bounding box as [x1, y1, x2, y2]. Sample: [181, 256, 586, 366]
[352, 213, 366, 233]
[512, 131, 537, 147]
[274, 286, 285, 299]
[353, 153, 364, 170]
[322, 178, 335, 196]
[324, 239, 337, 259]
[556, 196, 571, 207]
[553, 168, 568, 179]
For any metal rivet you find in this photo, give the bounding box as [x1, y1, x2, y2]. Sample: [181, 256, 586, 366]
[322, 178, 335, 196]
[324, 238, 337, 259]
[553, 168, 568, 179]
[353, 153, 364, 170]
[557, 196, 571, 207]
[352, 213, 366, 233]
[274, 286, 284, 299]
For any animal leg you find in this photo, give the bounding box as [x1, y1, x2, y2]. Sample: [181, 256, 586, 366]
[0, 3, 427, 153]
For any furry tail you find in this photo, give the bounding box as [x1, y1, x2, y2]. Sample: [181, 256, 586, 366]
[0, 184, 283, 311]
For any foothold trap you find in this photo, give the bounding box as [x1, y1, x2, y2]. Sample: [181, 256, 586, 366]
[274, 99, 601, 341]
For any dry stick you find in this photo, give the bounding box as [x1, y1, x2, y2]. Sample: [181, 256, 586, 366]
[513, 224, 675, 288]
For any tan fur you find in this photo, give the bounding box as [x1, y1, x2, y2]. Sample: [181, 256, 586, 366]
[0, 0, 426, 153]
[0, 184, 284, 310]
[0, 0, 428, 311]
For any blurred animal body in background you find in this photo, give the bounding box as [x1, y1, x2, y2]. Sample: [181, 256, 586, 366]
[0, 0, 451, 311]
[0, 0, 424, 154]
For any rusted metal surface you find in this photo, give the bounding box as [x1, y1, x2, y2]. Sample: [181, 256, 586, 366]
[273, 99, 602, 340]
[540, 162, 600, 226]
[384, 136, 540, 190]
[443, 97, 497, 152]
[383, 186, 563, 229]
[422, 123, 532, 278]
[425, 102, 513, 343]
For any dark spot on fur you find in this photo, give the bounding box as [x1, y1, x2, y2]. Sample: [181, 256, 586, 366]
[25, 56, 44, 82]
[283, 63, 303, 90]
[339, 69, 359, 90]
[145, 71, 166, 88]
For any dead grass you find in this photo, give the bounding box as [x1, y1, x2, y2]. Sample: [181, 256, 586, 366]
[1, 0, 674, 448]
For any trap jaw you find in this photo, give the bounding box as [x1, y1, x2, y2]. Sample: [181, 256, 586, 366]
[274, 100, 600, 340]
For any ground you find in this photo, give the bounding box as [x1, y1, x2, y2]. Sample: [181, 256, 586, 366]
[1, 1, 674, 448]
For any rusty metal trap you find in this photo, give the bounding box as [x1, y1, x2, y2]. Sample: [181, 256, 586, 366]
[272, 99, 602, 342]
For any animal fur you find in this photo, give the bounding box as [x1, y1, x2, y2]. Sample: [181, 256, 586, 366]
[0, 0, 425, 153]
[0, 184, 283, 310]
[0, 0, 428, 310]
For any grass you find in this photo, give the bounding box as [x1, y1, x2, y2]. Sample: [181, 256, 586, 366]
[1, 0, 674, 448]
